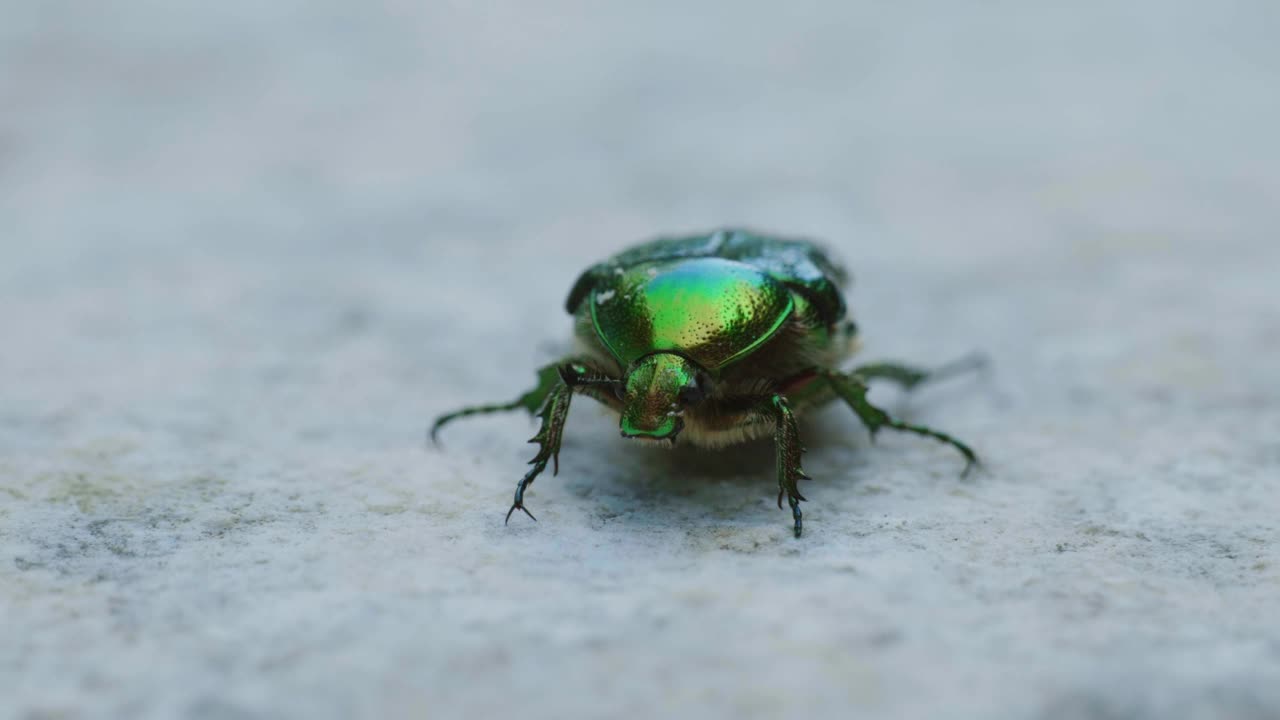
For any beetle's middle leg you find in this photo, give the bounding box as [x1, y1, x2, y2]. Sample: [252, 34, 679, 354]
[823, 370, 979, 476]
[762, 394, 809, 538]
[853, 353, 988, 392]
[430, 363, 564, 444]
[430, 358, 616, 444]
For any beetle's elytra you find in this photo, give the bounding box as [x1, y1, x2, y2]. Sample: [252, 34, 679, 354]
[433, 229, 978, 537]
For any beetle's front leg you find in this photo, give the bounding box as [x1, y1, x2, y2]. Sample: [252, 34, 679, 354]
[823, 370, 978, 476]
[763, 394, 809, 538]
[508, 379, 574, 524]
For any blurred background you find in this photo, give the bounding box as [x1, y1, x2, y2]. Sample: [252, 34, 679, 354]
[3, 2, 1279, 719]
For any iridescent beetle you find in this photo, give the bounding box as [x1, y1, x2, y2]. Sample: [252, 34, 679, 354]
[432, 229, 978, 537]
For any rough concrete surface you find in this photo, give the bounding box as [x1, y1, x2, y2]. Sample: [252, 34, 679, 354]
[3, 3, 1279, 719]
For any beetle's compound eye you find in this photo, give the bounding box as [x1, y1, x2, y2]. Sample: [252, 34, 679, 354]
[677, 374, 707, 406]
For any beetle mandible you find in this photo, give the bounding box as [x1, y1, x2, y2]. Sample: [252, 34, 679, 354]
[432, 229, 979, 537]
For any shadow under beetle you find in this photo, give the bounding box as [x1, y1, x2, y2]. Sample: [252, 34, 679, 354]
[432, 229, 980, 537]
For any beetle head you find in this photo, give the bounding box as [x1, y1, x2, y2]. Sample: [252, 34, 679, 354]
[618, 353, 710, 442]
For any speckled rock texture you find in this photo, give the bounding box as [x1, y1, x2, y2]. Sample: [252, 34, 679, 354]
[3, 3, 1279, 719]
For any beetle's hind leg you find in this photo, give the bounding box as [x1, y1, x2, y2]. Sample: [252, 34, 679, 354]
[764, 395, 809, 538]
[507, 380, 574, 524]
[853, 353, 988, 392]
[824, 370, 979, 476]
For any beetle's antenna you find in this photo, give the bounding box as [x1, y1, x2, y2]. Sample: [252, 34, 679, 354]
[558, 363, 623, 398]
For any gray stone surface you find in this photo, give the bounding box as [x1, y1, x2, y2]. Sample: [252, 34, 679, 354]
[3, 2, 1279, 719]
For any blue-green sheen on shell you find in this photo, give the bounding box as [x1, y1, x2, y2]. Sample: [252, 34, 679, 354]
[589, 257, 795, 370]
[566, 228, 848, 327]
[563, 230, 856, 442]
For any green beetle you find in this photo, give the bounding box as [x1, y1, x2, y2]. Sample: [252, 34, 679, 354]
[432, 229, 978, 537]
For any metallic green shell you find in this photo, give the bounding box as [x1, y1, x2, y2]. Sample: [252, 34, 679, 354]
[589, 257, 794, 370]
[566, 228, 848, 325]
[586, 256, 788, 368]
